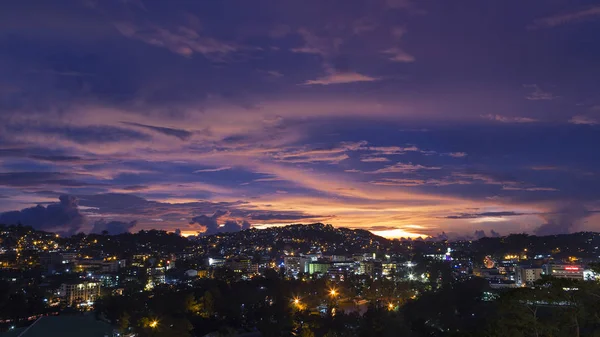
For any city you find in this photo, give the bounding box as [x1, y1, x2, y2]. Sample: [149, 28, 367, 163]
[2, 0, 600, 336]
[1, 223, 600, 336]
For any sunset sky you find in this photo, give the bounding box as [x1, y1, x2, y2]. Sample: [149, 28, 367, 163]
[1, 0, 599, 238]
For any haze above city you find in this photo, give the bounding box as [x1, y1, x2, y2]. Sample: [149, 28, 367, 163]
[1, 0, 599, 239]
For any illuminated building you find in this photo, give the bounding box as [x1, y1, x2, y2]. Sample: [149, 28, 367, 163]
[283, 256, 308, 277]
[226, 256, 256, 274]
[544, 264, 584, 280]
[358, 261, 382, 277]
[59, 281, 101, 306]
[147, 266, 166, 284]
[382, 262, 398, 277]
[515, 266, 542, 286]
[308, 261, 330, 275]
[208, 257, 226, 267]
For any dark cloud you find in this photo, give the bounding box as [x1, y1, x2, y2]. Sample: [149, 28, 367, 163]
[490, 229, 501, 237]
[78, 193, 247, 217]
[122, 185, 149, 191]
[443, 211, 525, 219]
[534, 203, 595, 235]
[249, 213, 319, 221]
[28, 155, 87, 162]
[474, 230, 486, 239]
[121, 122, 193, 140]
[0, 195, 85, 235]
[0, 172, 95, 187]
[189, 210, 251, 235]
[91, 219, 137, 235]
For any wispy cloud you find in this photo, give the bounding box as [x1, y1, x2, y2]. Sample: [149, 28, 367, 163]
[482, 114, 538, 123]
[502, 186, 559, 192]
[569, 115, 598, 125]
[382, 47, 415, 62]
[361, 156, 390, 162]
[369, 162, 441, 174]
[121, 122, 192, 140]
[446, 152, 467, 158]
[194, 166, 232, 173]
[114, 22, 237, 58]
[303, 72, 379, 85]
[531, 6, 600, 28]
[524, 84, 558, 100]
[443, 211, 525, 219]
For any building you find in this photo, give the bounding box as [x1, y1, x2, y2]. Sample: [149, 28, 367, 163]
[358, 261, 382, 278]
[208, 257, 226, 267]
[515, 266, 543, 286]
[308, 261, 330, 275]
[147, 266, 166, 285]
[382, 262, 398, 277]
[544, 264, 584, 280]
[59, 281, 101, 306]
[226, 256, 256, 274]
[283, 256, 308, 277]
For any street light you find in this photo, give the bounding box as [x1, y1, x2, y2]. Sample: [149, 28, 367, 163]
[149, 320, 158, 328]
[329, 288, 338, 297]
[388, 303, 394, 311]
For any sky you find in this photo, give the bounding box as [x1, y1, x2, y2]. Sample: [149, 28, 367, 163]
[1, 0, 600, 239]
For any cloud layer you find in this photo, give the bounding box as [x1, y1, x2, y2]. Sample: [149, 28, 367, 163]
[0, 0, 599, 237]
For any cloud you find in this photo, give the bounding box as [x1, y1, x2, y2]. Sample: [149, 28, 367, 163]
[361, 156, 390, 162]
[28, 155, 95, 164]
[194, 166, 232, 173]
[482, 114, 538, 123]
[266, 70, 283, 77]
[0, 195, 85, 235]
[443, 211, 525, 219]
[473, 230, 486, 239]
[249, 213, 320, 221]
[368, 145, 420, 155]
[447, 152, 467, 158]
[303, 72, 379, 85]
[121, 122, 192, 140]
[382, 47, 415, 62]
[291, 28, 342, 56]
[91, 219, 137, 235]
[0, 172, 95, 188]
[534, 203, 594, 235]
[114, 22, 237, 58]
[369, 162, 441, 174]
[271, 142, 365, 164]
[524, 84, 558, 101]
[569, 115, 598, 125]
[189, 210, 251, 235]
[531, 6, 600, 28]
[502, 186, 558, 192]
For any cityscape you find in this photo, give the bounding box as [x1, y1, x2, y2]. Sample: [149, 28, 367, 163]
[2, 0, 600, 336]
[1, 223, 600, 336]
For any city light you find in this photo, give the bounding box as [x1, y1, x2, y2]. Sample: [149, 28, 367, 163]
[149, 320, 158, 328]
[329, 288, 338, 297]
[388, 303, 394, 311]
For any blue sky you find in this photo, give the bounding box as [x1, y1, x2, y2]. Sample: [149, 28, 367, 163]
[0, 0, 599, 238]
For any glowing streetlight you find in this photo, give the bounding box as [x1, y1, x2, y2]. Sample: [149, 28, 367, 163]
[329, 288, 338, 297]
[149, 320, 158, 328]
[388, 303, 395, 311]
